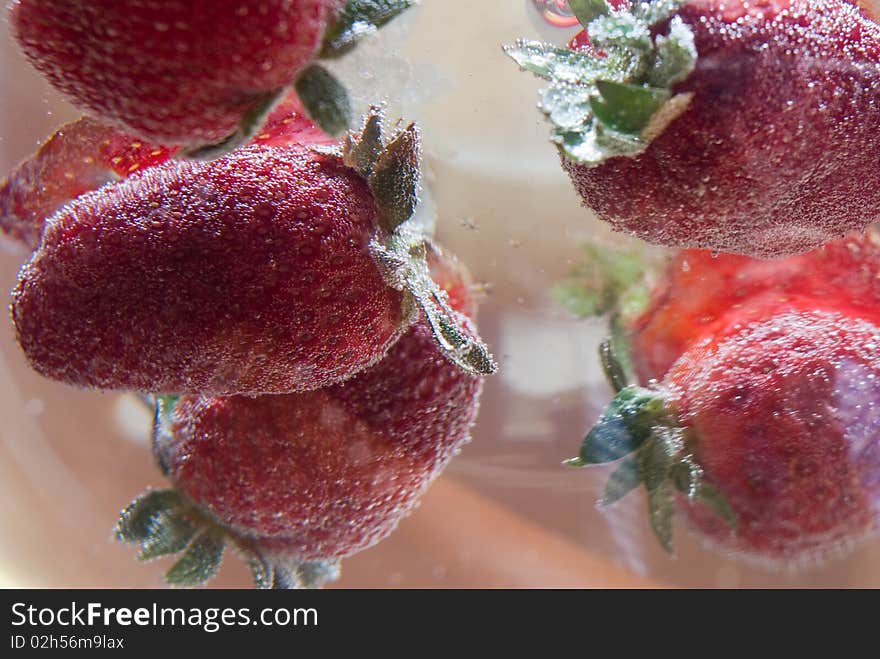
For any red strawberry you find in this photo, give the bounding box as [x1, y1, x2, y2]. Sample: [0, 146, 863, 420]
[629, 233, 880, 382]
[0, 119, 175, 250]
[506, 0, 880, 257]
[9, 0, 413, 152]
[116, 249, 484, 588]
[570, 290, 880, 567]
[0, 92, 330, 249]
[11, 110, 496, 396]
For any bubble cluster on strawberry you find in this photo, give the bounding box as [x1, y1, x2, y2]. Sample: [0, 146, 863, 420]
[9, 0, 414, 153]
[506, 0, 880, 257]
[566, 236, 880, 566]
[116, 249, 484, 588]
[11, 108, 496, 396]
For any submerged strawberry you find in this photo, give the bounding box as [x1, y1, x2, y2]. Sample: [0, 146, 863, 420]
[116, 250, 484, 588]
[506, 0, 880, 257]
[12, 110, 496, 396]
[9, 0, 413, 152]
[0, 92, 331, 249]
[629, 233, 880, 382]
[569, 282, 880, 567]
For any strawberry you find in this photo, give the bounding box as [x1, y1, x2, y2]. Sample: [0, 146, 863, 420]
[0, 92, 330, 249]
[506, 0, 880, 257]
[9, 0, 414, 153]
[11, 110, 497, 396]
[629, 233, 880, 382]
[568, 270, 880, 566]
[116, 249, 484, 588]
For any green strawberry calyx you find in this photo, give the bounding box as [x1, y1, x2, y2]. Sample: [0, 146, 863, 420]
[566, 340, 736, 552]
[116, 397, 341, 590]
[504, 0, 697, 165]
[338, 107, 498, 376]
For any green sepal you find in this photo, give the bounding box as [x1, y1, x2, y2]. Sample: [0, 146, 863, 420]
[648, 17, 697, 88]
[374, 233, 498, 375]
[569, 372, 738, 553]
[342, 107, 384, 179]
[137, 512, 196, 561]
[552, 243, 646, 319]
[638, 431, 678, 552]
[503, 40, 613, 83]
[576, 386, 669, 464]
[504, 0, 697, 165]
[369, 123, 420, 234]
[590, 81, 670, 135]
[569, 0, 611, 26]
[294, 63, 353, 136]
[671, 456, 737, 531]
[183, 88, 284, 161]
[164, 527, 225, 587]
[115, 489, 183, 543]
[340, 109, 497, 376]
[321, 0, 415, 58]
[599, 454, 640, 506]
[151, 395, 179, 477]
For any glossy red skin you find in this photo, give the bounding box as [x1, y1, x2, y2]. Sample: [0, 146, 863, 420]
[665, 307, 880, 563]
[629, 234, 880, 382]
[9, 0, 342, 147]
[0, 91, 330, 249]
[563, 0, 880, 258]
[160, 312, 483, 560]
[12, 144, 408, 395]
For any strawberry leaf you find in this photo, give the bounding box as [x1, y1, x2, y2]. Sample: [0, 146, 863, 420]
[151, 396, 179, 477]
[574, 386, 668, 464]
[599, 454, 641, 506]
[631, 0, 687, 25]
[504, 40, 612, 83]
[376, 233, 498, 376]
[569, 0, 611, 25]
[137, 511, 196, 561]
[552, 243, 646, 318]
[505, 0, 697, 165]
[369, 123, 420, 234]
[165, 527, 225, 587]
[295, 64, 353, 137]
[343, 106, 384, 178]
[591, 81, 670, 135]
[115, 489, 182, 543]
[321, 0, 415, 58]
[646, 480, 675, 552]
[638, 434, 677, 551]
[648, 17, 697, 87]
[694, 481, 738, 530]
[672, 456, 737, 530]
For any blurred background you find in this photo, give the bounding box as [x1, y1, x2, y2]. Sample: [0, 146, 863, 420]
[2, 0, 879, 588]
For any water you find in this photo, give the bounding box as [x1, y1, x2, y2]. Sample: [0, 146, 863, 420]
[1, 0, 880, 588]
